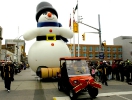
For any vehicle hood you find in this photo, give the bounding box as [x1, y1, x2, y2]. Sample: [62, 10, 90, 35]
[69, 75, 94, 85]
[69, 75, 101, 89]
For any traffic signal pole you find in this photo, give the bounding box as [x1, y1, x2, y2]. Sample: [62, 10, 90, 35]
[98, 14, 103, 52]
[79, 14, 104, 60]
[77, 0, 80, 57]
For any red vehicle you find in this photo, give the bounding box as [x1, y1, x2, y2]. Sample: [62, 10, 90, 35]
[57, 57, 101, 99]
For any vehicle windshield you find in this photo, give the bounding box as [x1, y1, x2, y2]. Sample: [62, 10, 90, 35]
[66, 60, 90, 77]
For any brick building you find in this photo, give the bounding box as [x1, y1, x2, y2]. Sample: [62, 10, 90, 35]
[0, 26, 3, 61]
[67, 44, 122, 62]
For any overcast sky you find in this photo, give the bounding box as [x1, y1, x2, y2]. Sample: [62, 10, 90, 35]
[0, 0, 132, 54]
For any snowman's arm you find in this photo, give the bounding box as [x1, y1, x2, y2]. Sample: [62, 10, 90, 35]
[23, 28, 40, 41]
[59, 27, 73, 39]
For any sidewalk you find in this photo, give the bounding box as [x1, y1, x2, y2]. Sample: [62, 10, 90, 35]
[0, 68, 61, 100]
[0, 68, 36, 91]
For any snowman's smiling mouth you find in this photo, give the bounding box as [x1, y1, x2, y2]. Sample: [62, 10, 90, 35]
[45, 17, 54, 20]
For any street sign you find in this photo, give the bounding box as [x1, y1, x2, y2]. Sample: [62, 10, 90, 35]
[99, 52, 104, 59]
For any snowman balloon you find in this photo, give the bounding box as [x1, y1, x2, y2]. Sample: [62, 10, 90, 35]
[23, 1, 73, 77]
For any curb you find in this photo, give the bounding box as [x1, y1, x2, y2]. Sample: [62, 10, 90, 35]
[53, 96, 70, 100]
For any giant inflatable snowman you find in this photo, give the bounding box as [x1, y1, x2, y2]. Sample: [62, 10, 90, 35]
[23, 1, 73, 77]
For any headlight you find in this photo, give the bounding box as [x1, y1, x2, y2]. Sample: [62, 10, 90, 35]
[74, 80, 78, 84]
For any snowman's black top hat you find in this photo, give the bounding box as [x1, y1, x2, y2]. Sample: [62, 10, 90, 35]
[36, 1, 58, 22]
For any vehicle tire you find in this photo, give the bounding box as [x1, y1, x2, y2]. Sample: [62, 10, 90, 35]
[69, 90, 77, 100]
[88, 86, 98, 98]
[58, 81, 63, 91]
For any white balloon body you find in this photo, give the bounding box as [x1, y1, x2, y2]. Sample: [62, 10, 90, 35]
[28, 40, 71, 72]
[23, 13, 73, 73]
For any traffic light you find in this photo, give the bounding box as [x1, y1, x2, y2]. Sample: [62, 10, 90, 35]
[102, 41, 106, 46]
[82, 33, 85, 41]
[73, 22, 78, 33]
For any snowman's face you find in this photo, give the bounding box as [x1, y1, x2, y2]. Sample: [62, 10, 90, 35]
[38, 11, 58, 22]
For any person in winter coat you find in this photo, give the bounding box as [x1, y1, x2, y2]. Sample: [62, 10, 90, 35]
[106, 62, 112, 80]
[119, 61, 125, 82]
[91, 66, 95, 78]
[111, 61, 117, 79]
[3, 61, 14, 92]
[101, 62, 108, 86]
[97, 62, 103, 82]
[0, 63, 5, 80]
[125, 62, 130, 82]
[115, 61, 120, 81]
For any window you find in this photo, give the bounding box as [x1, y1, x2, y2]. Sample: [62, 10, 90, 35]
[113, 54, 117, 58]
[107, 53, 111, 58]
[89, 47, 92, 52]
[89, 53, 93, 57]
[95, 47, 99, 51]
[102, 47, 105, 51]
[118, 54, 122, 58]
[113, 48, 116, 52]
[82, 53, 87, 57]
[82, 46, 87, 52]
[95, 53, 99, 57]
[76, 53, 78, 57]
[76, 46, 78, 51]
[76, 46, 81, 51]
[118, 48, 122, 52]
[107, 47, 110, 52]
[71, 46, 74, 52]
[71, 53, 74, 57]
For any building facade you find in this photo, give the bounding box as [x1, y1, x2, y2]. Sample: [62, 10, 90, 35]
[0, 26, 3, 61]
[67, 44, 122, 62]
[1, 49, 14, 61]
[4, 39, 26, 62]
[113, 36, 132, 61]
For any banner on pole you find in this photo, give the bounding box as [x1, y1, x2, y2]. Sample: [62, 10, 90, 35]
[99, 52, 104, 59]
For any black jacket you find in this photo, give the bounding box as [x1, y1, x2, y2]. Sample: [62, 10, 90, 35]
[4, 64, 14, 79]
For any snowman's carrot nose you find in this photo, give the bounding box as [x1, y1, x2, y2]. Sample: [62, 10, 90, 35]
[47, 12, 52, 17]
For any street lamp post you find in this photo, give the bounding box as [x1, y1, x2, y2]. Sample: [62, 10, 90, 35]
[13, 35, 23, 63]
[5, 40, 7, 62]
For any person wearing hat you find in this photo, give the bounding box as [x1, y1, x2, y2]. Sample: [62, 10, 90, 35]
[119, 61, 125, 82]
[3, 61, 14, 92]
[98, 61, 108, 86]
[97, 61, 103, 82]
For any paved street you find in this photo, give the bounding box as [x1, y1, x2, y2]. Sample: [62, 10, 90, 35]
[0, 68, 132, 100]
